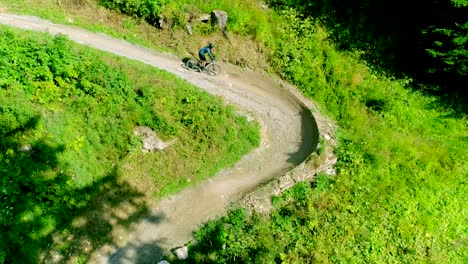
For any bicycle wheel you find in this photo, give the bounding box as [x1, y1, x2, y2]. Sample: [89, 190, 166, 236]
[186, 58, 200, 71]
[203, 63, 222, 76]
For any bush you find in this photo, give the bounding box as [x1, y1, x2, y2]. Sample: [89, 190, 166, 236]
[99, 0, 163, 25]
[0, 106, 35, 135]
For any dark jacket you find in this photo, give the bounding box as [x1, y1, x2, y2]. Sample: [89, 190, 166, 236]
[199, 46, 214, 60]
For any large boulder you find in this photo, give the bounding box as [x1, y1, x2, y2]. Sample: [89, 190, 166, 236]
[211, 10, 228, 31]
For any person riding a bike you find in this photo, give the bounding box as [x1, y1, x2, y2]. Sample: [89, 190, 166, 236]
[199, 43, 215, 68]
[185, 43, 221, 75]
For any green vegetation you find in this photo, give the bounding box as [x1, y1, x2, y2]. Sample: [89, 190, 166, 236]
[268, 0, 468, 113]
[98, 0, 164, 26]
[1, 0, 467, 263]
[0, 0, 275, 69]
[0, 27, 258, 263]
[97, 0, 271, 36]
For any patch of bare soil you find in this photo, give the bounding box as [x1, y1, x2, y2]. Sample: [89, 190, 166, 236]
[0, 14, 335, 263]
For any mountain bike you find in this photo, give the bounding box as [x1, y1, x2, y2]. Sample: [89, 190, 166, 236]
[185, 58, 222, 76]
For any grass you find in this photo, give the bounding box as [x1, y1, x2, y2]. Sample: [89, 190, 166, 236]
[0, 25, 259, 263]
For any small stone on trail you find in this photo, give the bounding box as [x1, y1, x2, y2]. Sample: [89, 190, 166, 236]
[326, 168, 336, 176]
[173, 246, 188, 260]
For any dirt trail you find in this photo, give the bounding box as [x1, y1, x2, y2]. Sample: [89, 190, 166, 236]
[0, 14, 320, 263]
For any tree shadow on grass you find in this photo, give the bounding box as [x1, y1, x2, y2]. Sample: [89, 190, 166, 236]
[41, 170, 152, 263]
[0, 116, 152, 263]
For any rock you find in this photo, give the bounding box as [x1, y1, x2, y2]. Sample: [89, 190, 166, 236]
[261, 3, 268, 10]
[185, 24, 193, 35]
[211, 10, 228, 31]
[133, 126, 174, 152]
[198, 13, 211, 23]
[20, 145, 31, 152]
[173, 246, 188, 260]
[157, 261, 171, 264]
[326, 167, 336, 176]
[158, 14, 173, 30]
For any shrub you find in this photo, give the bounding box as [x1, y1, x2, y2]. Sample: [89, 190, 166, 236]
[99, 0, 164, 25]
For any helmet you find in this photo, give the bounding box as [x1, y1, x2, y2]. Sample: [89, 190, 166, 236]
[208, 43, 214, 48]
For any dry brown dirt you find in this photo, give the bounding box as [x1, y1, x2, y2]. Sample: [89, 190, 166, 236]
[0, 13, 335, 263]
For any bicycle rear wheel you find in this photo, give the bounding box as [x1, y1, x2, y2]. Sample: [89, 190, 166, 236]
[204, 63, 221, 76]
[186, 58, 200, 71]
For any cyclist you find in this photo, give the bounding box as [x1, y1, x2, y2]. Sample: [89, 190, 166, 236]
[199, 43, 215, 68]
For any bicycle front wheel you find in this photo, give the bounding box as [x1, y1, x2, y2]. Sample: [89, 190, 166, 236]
[204, 63, 221, 76]
[186, 58, 200, 71]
